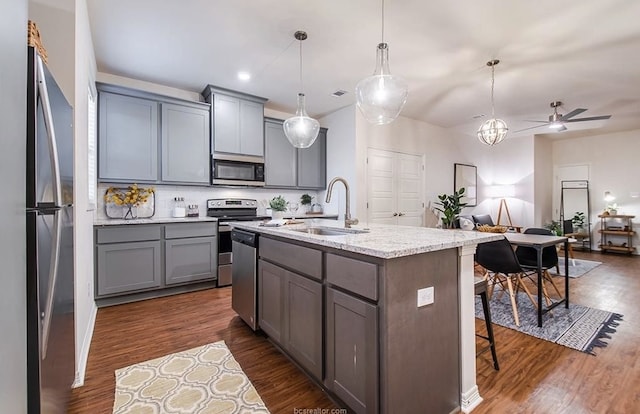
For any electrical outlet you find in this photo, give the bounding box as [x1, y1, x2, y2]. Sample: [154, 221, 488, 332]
[417, 286, 434, 307]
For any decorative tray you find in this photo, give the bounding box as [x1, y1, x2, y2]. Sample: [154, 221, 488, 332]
[104, 186, 155, 219]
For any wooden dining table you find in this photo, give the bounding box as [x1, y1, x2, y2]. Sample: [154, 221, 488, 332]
[504, 232, 569, 327]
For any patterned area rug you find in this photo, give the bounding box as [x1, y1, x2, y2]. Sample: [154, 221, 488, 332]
[476, 291, 622, 355]
[113, 340, 269, 413]
[549, 257, 602, 278]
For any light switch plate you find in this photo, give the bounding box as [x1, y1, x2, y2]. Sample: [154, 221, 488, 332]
[417, 286, 434, 307]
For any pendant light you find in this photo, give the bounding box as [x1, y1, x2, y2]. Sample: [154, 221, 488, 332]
[355, 0, 408, 125]
[283, 31, 320, 149]
[477, 59, 508, 146]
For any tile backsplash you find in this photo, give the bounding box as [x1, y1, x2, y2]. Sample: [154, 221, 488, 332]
[96, 183, 321, 219]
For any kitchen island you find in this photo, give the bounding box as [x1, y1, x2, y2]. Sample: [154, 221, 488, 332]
[230, 220, 502, 414]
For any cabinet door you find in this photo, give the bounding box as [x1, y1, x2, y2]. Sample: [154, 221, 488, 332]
[258, 259, 285, 344]
[264, 119, 297, 187]
[297, 128, 326, 189]
[161, 103, 210, 184]
[213, 94, 240, 154]
[326, 287, 378, 414]
[239, 100, 264, 156]
[98, 92, 158, 181]
[285, 271, 322, 380]
[165, 236, 217, 285]
[96, 240, 162, 296]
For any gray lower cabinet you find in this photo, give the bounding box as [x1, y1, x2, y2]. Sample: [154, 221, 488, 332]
[97, 240, 162, 296]
[165, 236, 217, 285]
[264, 117, 327, 189]
[258, 258, 323, 381]
[325, 287, 378, 414]
[98, 91, 159, 182]
[95, 223, 217, 303]
[161, 103, 210, 184]
[284, 271, 322, 380]
[258, 259, 285, 343]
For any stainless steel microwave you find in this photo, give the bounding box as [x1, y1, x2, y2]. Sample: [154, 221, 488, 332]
[211, 154, 265, 186]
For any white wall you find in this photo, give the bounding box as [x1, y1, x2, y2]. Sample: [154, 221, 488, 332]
[553, 129, 640, 252]
[534, 135, 554, 226]
[0, 0, 28, 410]
[320, 105, 357, 218]
[73, 0, 98, 386]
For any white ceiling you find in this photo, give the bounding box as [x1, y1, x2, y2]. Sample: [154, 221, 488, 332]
[86, 0, 640, 139]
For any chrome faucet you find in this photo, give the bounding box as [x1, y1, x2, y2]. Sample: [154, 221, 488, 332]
[325, 177, 359, 228]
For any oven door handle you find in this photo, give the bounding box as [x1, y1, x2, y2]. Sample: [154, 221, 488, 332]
[218, 224, 232, 232]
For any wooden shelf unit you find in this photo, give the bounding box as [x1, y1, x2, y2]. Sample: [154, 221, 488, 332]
[598, 214, 636, 254]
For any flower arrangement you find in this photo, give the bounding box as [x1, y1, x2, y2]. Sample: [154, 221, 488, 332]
[269, 195, 288, 212]
[104, 184, 154, 219]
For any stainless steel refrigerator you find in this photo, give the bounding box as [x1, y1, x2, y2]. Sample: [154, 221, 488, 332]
[26, 46, 75, 414]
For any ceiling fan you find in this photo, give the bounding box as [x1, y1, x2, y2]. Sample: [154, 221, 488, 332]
[516, 101, 611, 132]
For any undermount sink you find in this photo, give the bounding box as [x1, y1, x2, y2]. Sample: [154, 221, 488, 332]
[290, 226, 369, 236]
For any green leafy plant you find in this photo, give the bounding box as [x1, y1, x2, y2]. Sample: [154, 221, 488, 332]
[269, 195, 287, 212]
[300, 193, 313, 205]
[544, 220, 562, 236]
[571, 211, 586, 229]
[434, 188, 467, 228]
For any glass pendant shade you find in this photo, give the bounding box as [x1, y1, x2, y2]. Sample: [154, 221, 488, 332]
[477, 118, 508, 146]
[284, 93, 320, 148]
[355, 43, 408, 125]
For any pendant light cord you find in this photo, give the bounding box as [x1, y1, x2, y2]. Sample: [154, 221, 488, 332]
[381, 0, 385, 43]
[490, 64, 495, 118]
[299, 39, 304, 94]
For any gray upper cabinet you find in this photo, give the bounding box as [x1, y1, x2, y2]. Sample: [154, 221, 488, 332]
[202, 85, 267, 157]
[97, 83, 211, 185]
[99, 92, 159, 182]
[298, 128, 327, 189]
[265, 118, 297, 187]
[161, 103, 210, 184]
[264, 117, 327, 189]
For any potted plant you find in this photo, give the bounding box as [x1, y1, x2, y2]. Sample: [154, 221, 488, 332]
[571, 211, 586, 231]
[269, 195, 287, 219]
[544, 220, 562, 236]
[300, 193, 313, 213]
[434, 188, 468, 229]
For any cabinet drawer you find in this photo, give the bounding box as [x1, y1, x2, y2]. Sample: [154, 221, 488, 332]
[260, 237, 322, 280]
[96, 225, 161, 244]
[326, 253, 378, 301]
[165, 222, 217, 239]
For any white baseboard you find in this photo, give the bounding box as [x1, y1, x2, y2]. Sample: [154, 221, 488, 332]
[73, 302, 97, 388]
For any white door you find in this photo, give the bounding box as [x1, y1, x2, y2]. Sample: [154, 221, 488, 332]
[367, 148, 424, 226]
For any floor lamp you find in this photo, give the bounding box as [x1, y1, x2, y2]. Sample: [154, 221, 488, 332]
[496, 198, 513, 227]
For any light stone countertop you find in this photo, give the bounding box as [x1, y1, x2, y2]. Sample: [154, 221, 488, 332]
[94, 216, 219, 226]
[230, 219, 504, 259]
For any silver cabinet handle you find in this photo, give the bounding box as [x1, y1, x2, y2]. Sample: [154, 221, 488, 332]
[398, 212, 405, 216]
[392, 213, 398, 217]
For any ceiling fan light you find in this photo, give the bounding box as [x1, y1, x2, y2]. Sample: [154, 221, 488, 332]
[356, 43, 408, 125]
[477, 118, 508, 146]
[549, 121, 564, 129]
[284, 93, 320, 148]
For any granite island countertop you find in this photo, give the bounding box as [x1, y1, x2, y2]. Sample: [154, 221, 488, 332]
[94, 216, 219, 226]
[230, 219, 504, 259]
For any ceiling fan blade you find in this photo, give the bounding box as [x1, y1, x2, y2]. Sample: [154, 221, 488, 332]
[515, 124, 547, 133]
[565, 115, 612, 122]
[560, 108, 587, 120]
[523, 120, 549, 123]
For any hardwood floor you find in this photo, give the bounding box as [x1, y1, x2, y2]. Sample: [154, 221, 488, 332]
[69, 251, 640, 413]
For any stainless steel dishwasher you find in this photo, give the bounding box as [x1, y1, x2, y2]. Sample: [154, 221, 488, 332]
[231, 229, 259, 330]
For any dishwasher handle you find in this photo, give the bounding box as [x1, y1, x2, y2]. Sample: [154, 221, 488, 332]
[231, 229, 257, 247]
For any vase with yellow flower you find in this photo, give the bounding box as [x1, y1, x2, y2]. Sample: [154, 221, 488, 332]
[104, 184, 155, 220]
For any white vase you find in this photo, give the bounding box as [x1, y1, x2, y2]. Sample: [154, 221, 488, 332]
[272, 211, 285, 220]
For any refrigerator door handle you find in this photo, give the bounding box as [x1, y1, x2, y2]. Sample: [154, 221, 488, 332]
[40, 209, 61, 359]
[36, 55, 63, 207]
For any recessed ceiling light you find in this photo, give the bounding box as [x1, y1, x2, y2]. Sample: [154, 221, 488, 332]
[237, 72, 251, 81]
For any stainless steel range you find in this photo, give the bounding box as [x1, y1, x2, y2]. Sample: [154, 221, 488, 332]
[207, 198, 269, 286]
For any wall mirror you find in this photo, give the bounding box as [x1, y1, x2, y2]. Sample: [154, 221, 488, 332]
[454, 163, 477, 207]
[560, 180, 591, 250]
